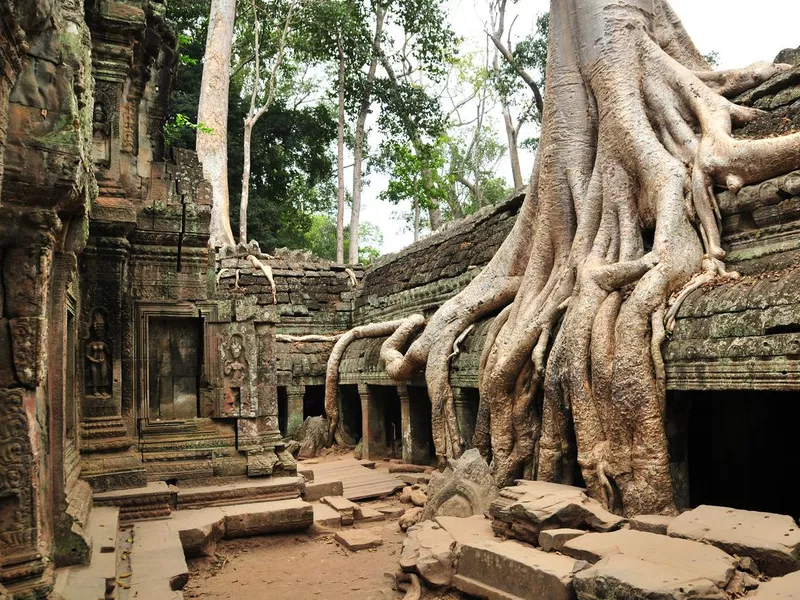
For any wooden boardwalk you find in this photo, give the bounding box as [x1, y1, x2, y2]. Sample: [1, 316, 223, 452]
[307, 458, 404, 501]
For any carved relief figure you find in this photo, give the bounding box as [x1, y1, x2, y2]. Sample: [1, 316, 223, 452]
[221, 333, 249, 415]
[92, 101, 110, 165]
[85, 309, 112, 397]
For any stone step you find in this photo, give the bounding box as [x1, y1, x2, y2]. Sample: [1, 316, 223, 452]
[166, 498, 314, 557]
[94, 481, 172, 522]
[53, 506, 120, 600]
[176, 476, 304, 510]
[313, 502, 343, 529]
[127, 519, 189, 599]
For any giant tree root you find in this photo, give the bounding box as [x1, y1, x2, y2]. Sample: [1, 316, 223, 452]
[324, 0, 800, 517]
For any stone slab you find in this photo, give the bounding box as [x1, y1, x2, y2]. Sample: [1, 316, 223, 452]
[310, 459, 404, 500]
[376, 505, 406, 519]
[298, 467, 315, 481]
[222, 498, 313, 537]
[355, 506, 386, 523]
[130, 520, 189, 597]
[334, 528, 385, 551]
[304, 480, 344, 502]
[436, 515, 582, 600]
[93, 481, 172, 522]
[176, 476, 303, 509]
[322, 495, 358, 525]
[167, 507, 226, 557]
[668, 505, 800, 577]
[561, 529, 736, 589]
[400, 521, 457, 587]
[53, 507, 120, 600]
[538, 528, 586, 553]
[746, 569, 800, 599]
[313, 503, 343, 528]
[630, 514, 674, 535]
[574, 554, 728, 600]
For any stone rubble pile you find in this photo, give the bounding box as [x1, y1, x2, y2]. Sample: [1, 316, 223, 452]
[398, 480, 800, 600]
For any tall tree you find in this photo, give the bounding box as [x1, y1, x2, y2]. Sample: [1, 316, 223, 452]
[197, 0, 237, 248]
[329, 0, 800, 518]
[239, 0, 299, 242]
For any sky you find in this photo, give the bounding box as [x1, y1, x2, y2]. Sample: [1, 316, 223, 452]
[355, 0, 800, 254]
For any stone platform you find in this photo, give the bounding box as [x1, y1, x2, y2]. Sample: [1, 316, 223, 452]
[308, 459, 404, 500]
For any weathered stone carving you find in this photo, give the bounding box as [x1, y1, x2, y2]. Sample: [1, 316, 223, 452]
[421, 449, 498, 521]
[221, 333, 250, 416]
[84, 308, 112, 398]
[92, 100, 111, 165]
[0, 390, 35, 557]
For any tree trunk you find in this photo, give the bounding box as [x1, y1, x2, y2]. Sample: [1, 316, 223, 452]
[502, 104, 523, 190]
[197, 0, 236, 249]
[240, 118, 253, 242]
[349, 8, 385, 265]
[360, 0, 800, 517]
[336, 36, 346, 264]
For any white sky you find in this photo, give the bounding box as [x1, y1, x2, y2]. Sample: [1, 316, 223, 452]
[353, 0, 800, 254]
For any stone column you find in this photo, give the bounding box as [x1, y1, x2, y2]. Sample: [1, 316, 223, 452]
[358, 384, 387, 460]
[286, 384, 306, 438]
[453, 387, 478, 450]
[397, 385, 413, 464]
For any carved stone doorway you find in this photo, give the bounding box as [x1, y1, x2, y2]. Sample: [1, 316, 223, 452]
[147, 316, 202, 420]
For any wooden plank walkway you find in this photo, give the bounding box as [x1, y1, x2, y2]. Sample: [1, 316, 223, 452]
[307, 459, 404, 501]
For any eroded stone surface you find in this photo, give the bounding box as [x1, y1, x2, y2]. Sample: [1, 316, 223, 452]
[574, 554, 728, 600]
[630, 514, 674, 535]
[539, 529, 586, 553]
[562, 529, 736, 589]
[745, 569, 800, 599]
[422, 449, 498, 521]
[400, 520, 458, 587]
[668, 505, 800, 577]
[334, 528, 385, 551]
[490, 481, 626, 544]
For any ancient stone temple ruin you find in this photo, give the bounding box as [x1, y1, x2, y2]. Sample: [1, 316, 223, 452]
[1, 0, 800, 599]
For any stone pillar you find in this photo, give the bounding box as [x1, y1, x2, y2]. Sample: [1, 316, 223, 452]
[453, 387, 478, 450]
[79, 220, 146, 491]
[286, 384, 306, 438]
[358, 384, 387, 460]
[398, 385, 413, 464]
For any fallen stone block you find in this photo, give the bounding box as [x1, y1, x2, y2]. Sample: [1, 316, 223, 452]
[304, 480, 344, 502]
[410, 489, 427, 507]
[400, 521, 457, 587]
[389, 464, 430, 473]
[574, 554, 728, 600]
[334, 528, 384, 551]
[321, 495, 358, 525]
[489, 481, 626, 545]
[222, 498, 313, 537]
[668, 504, 800, 577]
[169, 508, 225, 557]
[456, 532, 582, 600]
[562, 529, 736, 590]
[375, 505, 406, 519]
[313, 503, 342, 528]
[630, 514, 674, 535]
[539, 529, 586, 553]
[355, 506, 386, 523]
[398, 473, 431, 486]
[745, 569, 800, 599]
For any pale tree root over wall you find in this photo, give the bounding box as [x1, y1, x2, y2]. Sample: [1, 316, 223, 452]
[324, 0, 800, 517]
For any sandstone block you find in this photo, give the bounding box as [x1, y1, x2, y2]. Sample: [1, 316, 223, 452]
[400, 521, 457, 587]
[313, 503, 342, 528]
[355, 506, 386, 523]
[321, 495, 358, 525]
[222, 498, 313, 537]
[376, 505, 406, 519]
[630, 514, 674, 535]
[400, 507, 424, 531]
[304, 480, 343, 502]
[334, 528, 384, 551]
[539, 528, 586, 553]
[746, 569, 800, 599]
[562, 529, 736, 589]
[668, 504, 800, 577]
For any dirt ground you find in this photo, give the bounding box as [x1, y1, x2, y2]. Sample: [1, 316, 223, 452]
[183, 452, 459, 600]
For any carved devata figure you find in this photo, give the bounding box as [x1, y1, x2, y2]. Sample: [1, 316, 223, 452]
[85, 309, 112, 397]
[92, 100, 111, 166]
[220, 333, 250, 415]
